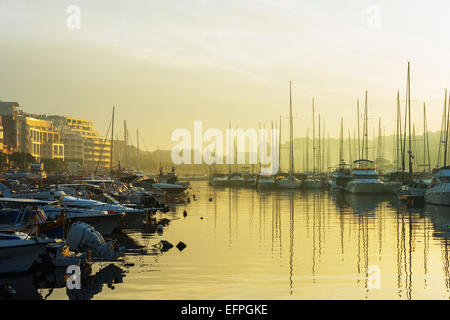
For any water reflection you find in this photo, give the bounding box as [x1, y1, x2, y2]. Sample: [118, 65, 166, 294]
[3, 181, 450, 299]
[0, 264, 126, 300]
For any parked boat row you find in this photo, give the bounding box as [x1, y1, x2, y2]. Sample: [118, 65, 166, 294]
[0, 171, 187, 274]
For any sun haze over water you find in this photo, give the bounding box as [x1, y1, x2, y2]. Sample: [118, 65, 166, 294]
[1, 0, 450, 149]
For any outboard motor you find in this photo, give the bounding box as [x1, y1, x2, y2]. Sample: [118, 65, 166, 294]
[66, 222, 125, 260]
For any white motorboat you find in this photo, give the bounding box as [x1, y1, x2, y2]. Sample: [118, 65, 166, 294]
[425, 166, 450, 206]
[0, 232, 55, 274]
[345, 167, 385, 194]
[0, 182, 66, 200]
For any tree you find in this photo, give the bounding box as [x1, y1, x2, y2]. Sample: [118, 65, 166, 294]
[0, 153, 7, 172]
[41, 158, 68, 174]
[8, 152, 35, 170]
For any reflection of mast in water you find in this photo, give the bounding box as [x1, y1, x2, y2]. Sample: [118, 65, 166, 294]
[338, 198, 345, 259]
[259, 192, 262, 241]
[233, 188, 239, 237]
[362, 213, 369, 296]
[318, 192, 322, 258]
[443, 240, 450, 295]
[228, 186, 232, 247]
[271, 192, 278, 254]
[277, 192, 282, 260]
[305, 192, 310, 239]
[395, 206, 403, 297]
[377, 203, 383, 260]
[423, 214, 429, 289]
[357, 215, 361, 285]
[396, 208, 413, 299]
[289, 194, 295, 295]
[312, 192, 317, 283]
[407, 209, 413, 299]
[401, 211, 407, 299]
[214, 188, 217, 234]
[249, 183, 255, 235]
[318, 191, 323, 256]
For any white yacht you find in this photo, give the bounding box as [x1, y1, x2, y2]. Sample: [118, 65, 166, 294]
[345, 164, 385, 194]
[425, 166, 450, 206]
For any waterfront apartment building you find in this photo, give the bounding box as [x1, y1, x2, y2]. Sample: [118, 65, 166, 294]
[48, 116, 111, 170]
[0, 101, 64, 161]
[19, 116, 64, 161]
[0, 100, 111, 171]
[0, 101, 20, 153]
[0, 115, 4, 153]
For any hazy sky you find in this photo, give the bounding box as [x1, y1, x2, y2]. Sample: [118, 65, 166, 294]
[1, 0, 449, 150]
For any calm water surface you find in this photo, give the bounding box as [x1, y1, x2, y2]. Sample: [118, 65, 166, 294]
[3, 180, 450, 299]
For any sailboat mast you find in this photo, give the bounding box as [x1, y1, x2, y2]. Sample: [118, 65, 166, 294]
[357, 99, 361, 160]
[318, 114, 321, 172]
[306, 129, 309, 172]
[110, 106, 115, 176]
[396, 91, 402, 172]
[422, 103, 426, 172]
[229, 120, 232, 174]
[339, 118, 344, 167]
[424, 103, 431, 173]
[289, 81, 294, 175]
[444, 88, 450, 166]
[327, 132, 330, 171]
[322, 120, 325, 172]
[377, 118, 382, 172]
[437, 90, 447, 168]
[279, 115, 282, 173]
[407, 62, 412, 174]
[312, 98, 316, 174]
[136, 129, 140, 171]
[124, 120, 128, 169]
[364, 91, 369, 161]
[348, 129, 352, 166]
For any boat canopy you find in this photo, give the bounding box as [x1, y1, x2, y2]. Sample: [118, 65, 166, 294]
[0, 198, 58, 206]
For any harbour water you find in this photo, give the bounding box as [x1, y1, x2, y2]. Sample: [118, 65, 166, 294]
[3, 180, 450, 300]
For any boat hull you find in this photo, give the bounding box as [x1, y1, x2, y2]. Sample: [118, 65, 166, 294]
[70, 215, 122, 236]
[425, 188, 450, 206]
[0, 243, 43, 274]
